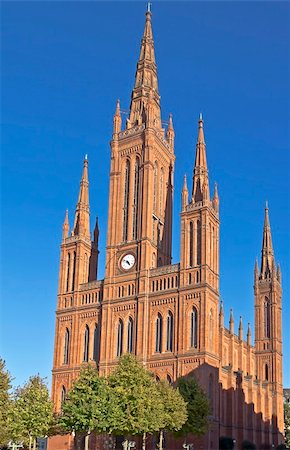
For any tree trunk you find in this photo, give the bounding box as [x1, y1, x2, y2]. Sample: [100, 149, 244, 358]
[122, 439, 128, 450]
[142, 432, 146, 450]
[33, 438, 36, 450]
[159, 430, 164, 450]
[29, 435, 32, 450]
[84, 431, 90, 450]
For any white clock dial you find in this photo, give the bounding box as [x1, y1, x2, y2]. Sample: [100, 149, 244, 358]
[121, 253, 136, 270]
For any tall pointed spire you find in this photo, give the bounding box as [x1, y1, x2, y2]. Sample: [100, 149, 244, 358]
[62, 209, 69, 240]
[182, 174, 188, 211]
[113, 99, 122, 134]
[192, 115, 210, 204]
[238, 316, 243, 340]
[212, 182, 219, 213]
[229, 308, 234, 334]
[247, 323, 251, 346]
[129, 7, 161, 127]
[260, 202, 274, 279]
[73, 156, 90, 239]
[219, 300, 224, 328]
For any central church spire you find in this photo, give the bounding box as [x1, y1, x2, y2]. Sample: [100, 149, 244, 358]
[128, 8, 161, 128]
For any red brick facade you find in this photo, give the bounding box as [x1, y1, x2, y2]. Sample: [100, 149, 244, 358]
[49, 9, 284, 450]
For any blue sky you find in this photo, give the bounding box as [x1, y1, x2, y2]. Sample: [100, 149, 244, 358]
[1, 1, 289, 389]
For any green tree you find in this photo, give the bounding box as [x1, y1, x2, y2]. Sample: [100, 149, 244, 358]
[9, 375, 53, 450]
[59, 365, 110, 450]
[175, 376, 210, 443]
[284, 401, 290, 448]
[0, 359, 12, 447]
[156, 380, 188, 450]
[108, 354, 165, 450]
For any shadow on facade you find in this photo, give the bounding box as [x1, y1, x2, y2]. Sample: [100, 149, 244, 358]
[55, 362, 284, 450]
[157, 165, 173, 267]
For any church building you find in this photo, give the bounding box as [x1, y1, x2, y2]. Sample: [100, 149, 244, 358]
[50, 7, 284, 450]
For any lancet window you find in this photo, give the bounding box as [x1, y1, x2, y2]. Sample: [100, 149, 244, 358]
[189, 221, 193, 267]
[166, 311, 173, 352]
[264, 297, 271, 338]
[132, 158, 140, 240]
[61, 386, 66, 405]
[190, 307, 198, 348]
[83, 325, 90, 362]
[197, 220, 201, 265]
[71, 251, 76, 291]
[123, 160, 130, 242]
[93, 324, 99, 362]
[155, 313, 162, 353]
[63, 328, 70, 364]
[127, 317, 134, 353]
[66, 253, 70, 292]
[117, 319, 123, 357]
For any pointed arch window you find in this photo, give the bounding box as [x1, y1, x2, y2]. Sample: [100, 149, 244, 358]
[66, 253, 71, 292]
[159, 168, 164, 214]
[190, 307, 198, 348]
[167, 374, 172, 384]
[132, 158, 140, 240]
[83, 325, 90, 362]
[93, 324, 99, 362]
[155, 313, 162, 353]
[189, 221, 193, 267]
[153, 162, 158, 211]
[264, 297, 271, 338]
[265, 363, 269, 381]
[61, 386, 66, 405]
[209, 309, 213, 351]
[197, 220, 201, 265]
[166, 311, 173, 352]
[71, 251, 76, 291]
[127, 317, 134, 353]
[117, 319, 123, 357]
[63, 328, 70, 364]
[123, 160, 130, 242]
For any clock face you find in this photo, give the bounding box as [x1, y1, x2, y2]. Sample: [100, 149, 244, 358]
[121, 253, 136, 270]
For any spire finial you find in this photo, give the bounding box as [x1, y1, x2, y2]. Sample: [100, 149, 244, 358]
[84, 154, 88, 161]
[147, 2, 152, 13]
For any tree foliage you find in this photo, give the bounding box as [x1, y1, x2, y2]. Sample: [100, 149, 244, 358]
[108, 354, 165, 437]
[0, 358, 12, 447]
[60, 364, 110, 435]
[157, 381, 187, 432]
[9, 375, 53, 449]
[284, 401, 290, 448]
[176, 376, 210, 437]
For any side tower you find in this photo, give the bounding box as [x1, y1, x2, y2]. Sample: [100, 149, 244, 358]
[254, 204, 283, 437]
[51, 157, 99, 410]
[100, 9, 175, 372]
[179, 116, 220, 361]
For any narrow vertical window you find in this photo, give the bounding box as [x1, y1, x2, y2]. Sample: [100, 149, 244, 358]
[159, 168, 164, 214]
[83, 253, 88, 283]
[264, 297, 271, 338]
[265, 363, 269, 381]
[166, 311, 173, 352]
[123, 160, 130, 242]
[83, 325, 90, 362]
[71, 251, 76, 291]
[167, 374, 172, 384]
[63, 328, 70, 364]
[197, 220, 201, 265]
[153, 162, 158, 211]
[209, 309, 213, 351]
[127, 317, 133, 353]
[117, 319, 123, 357]
[155, 313, 162, 353]
[93, 324, 99, 362]
[132, 158, 140, 240]
[190, 307, 198, 348]
[61, 386, 66, 405]
[66, 253, 70, 292]
[189, 221, 193, 267]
